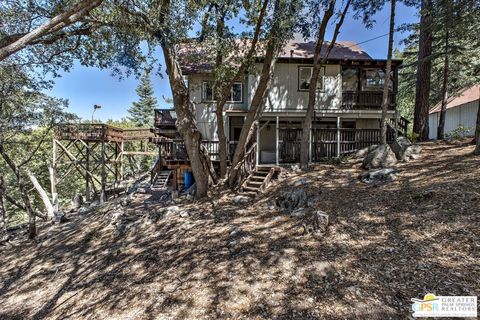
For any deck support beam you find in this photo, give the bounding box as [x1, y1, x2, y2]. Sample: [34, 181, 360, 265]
[336, 116, 341, 157]
[275, 116, 279, 166]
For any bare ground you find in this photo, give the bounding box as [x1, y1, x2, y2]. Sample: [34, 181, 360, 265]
[1, 141, 479, 320]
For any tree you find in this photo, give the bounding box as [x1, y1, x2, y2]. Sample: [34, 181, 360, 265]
[209, 0, 269, 178]
[299, 0, 351, 168]
[475, 104, 480, 155]
[413, 0, 433, 141]
[0, 0, 103, 61]
[380, 0, 396, 144]
[128, 68, 158, 127]
[227, 0, 302, 186]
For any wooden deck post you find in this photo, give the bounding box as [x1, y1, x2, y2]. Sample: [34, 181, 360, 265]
[276, 116, 279, 166]
[256, 124, 260, 166]
[51, 139, 58, 213]
[85, 141, 90, 202]
[336, 116, 341, 157]
[100, 138, 106, 204]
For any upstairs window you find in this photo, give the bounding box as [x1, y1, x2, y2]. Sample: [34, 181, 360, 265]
[202, 81, 215, 101]
[342, 68, 359, 91]
[361, 69, 393, 91]
[202, 81, 243, 103]
[298, 66, 324, 91]
[230, 82, 243, 103]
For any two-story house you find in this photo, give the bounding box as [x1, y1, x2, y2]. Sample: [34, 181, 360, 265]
[152, 40, 408, 176]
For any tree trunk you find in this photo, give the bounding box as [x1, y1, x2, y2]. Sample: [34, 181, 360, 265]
[0, 143, 37, 238]
[0, 0, 103, 61]
[158, 0, 217, 198]
[0, 175, 6, 232]
[437, 29, 449, 140]
[26, 169, 56, 218]
[300, 0, 351, 168]
[227, 32, 278, 186]
[214, 0, 269, 179]
[380, 0, 396, 145]
[413, 0, 433, 141]
[475, 100, 480, 155]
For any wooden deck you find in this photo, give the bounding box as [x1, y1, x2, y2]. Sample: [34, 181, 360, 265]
[54, 124, 154, 142]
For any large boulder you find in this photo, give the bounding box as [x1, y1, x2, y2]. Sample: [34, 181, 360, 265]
[390, 137, 422, 161]
[362, 144, 397, 169]
[276, 188, 308, 213]
[355, 145, 378, 159]
[359, 168, 399, 184]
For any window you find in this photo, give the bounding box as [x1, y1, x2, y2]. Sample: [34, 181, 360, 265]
[229, 82, 243, 103]
[202, 81, 215, 101]
[202, 81, 243, 103]
[298, 66, 324, 91]
[361, 69, 393, 91]
[342, 68, 359, 91]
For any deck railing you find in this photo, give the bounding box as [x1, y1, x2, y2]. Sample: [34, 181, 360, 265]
[237, 142, 257, 189]
[54, 124, 153, 142]
[312, 128, 394, 160]
[342, 91, 396, 110]
[154, 109, 177, 127]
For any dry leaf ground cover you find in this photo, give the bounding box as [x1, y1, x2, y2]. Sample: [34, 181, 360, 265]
[0, 141, 479, 319]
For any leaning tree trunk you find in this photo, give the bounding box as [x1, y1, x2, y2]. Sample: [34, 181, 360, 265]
[227, 34, 277, 186]
[437, 30, 449, 140]
[0, 175, 6, 232]
[380, 0, 396, 145]
[0, 0, 103, 61]
[475, 101, 480, 155]
[0, 143, 36, 238]
[214, 0, 269, 178]
[26, 169, 56, 219]
[413, 0, 433, 141]
[159, 0, 216, 198]
[300, 0, 351, 168]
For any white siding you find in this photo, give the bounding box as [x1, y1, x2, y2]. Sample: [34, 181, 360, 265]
[250, 63, 342, 111]
[428, 100, 479, 139]
[188, 74, 248, 140]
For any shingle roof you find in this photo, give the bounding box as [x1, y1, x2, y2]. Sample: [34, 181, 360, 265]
[178, 39, 375, 74]
[429, 85, 480, 114]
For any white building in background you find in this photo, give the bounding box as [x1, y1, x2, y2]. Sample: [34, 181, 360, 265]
[429, 85, 480, 140]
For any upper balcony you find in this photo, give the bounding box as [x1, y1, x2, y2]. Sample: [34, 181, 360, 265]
[341, 91, 396, 110]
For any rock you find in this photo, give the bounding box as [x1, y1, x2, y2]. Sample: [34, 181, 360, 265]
[72, 194, 84, 209]
[136, 187, 147, 194]
[362, 144, 397, 169]
[54, 213, 67, 224]
[302, 210, 329, 237]
[294, 178, 311, 187]
[120, 196, 132, 207]
[276, 188, 307, 213]
[186, 194, 194, 201]
[355, 145, 378, 159]
[230, 226, 241, 237]
[290, 208, 306, 218]
[165, 205, 181, 217]
[78, 206, 89, 214]
[359, 168, 399, 184]
[179, 210, 190, 218]
[233, 195, 251, 204]
[390, 137, 422, 161]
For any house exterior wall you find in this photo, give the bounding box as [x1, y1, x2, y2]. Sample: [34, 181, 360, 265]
[428, 100, 479, 139]
[250, 63, 342, 112]
[188, 74, 248, 140]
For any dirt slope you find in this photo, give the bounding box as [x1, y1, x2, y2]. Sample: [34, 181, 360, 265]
[1, 141, 479, 320]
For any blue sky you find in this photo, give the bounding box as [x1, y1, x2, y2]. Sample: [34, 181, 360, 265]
[47, 3, 419, 122]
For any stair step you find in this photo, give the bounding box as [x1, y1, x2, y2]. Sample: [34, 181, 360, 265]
[243, 186, 260, 192]
[239, 191, 257, 197]
[247, 180, 263, 186]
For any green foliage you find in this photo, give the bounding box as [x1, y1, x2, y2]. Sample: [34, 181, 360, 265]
[445, 125, 473, 140]
[128, 69, 158, 127]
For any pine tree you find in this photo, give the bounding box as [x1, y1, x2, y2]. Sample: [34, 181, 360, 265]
[128, 69, 158, 127]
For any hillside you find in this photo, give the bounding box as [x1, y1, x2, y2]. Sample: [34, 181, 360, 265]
[1, 141, 479, 320]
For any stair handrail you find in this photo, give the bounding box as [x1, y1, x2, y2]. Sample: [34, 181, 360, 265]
[235, 142, 257, 189]
[150, 157, 162, 185]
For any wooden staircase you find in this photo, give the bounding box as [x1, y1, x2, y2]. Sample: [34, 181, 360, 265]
[240, 166, 277, 197]
[151, 170, 172, 190]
